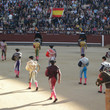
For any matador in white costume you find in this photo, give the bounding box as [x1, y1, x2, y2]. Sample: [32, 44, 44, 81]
[25, 56, 40, 91]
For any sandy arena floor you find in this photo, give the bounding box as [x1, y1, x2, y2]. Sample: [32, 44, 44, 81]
[0, 45, 108, 110]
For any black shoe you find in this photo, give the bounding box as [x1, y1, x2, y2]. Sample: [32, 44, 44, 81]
[48, 97, 52, 100]
[98, 91, 102, 93]
[16, 75, 19, 78]
[28, 87, 31, 89]
[53, 98, 58, 103]
[78, 82, 82, 84]
[36, 87, 38, 91]
[83, 83, 87, 85]
[36, 59, 38, 61]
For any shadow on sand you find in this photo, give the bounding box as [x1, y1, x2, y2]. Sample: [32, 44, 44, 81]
[0, 99, 70, 110]
[0, 88, 42, 96]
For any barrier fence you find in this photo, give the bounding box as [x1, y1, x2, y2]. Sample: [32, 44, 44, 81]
[0, 28, 110, 35]
[0, 32, 110, 46]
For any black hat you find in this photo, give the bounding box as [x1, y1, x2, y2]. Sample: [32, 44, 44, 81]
[50, 57, 56, 63]
[2, 40, 6, 42]
[29, 56, 34, 59]
[15, 48, 20, 51]
[50, 60, 56, 64]
[81, 54, 85, 57]
[102, 56, 106, 60]
[49, 45, 54, 48]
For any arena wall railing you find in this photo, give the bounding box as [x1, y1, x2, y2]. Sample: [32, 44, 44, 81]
[0, 32, 109, 46]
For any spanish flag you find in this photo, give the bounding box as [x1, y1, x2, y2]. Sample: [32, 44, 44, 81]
[52, 8, 64, 17]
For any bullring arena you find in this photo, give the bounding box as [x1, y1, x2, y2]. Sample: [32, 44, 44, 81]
[0, 44, 108, 110]
[1, 0, 110, 109]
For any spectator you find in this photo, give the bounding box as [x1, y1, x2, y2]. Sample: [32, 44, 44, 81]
[0, 0, 110, 34]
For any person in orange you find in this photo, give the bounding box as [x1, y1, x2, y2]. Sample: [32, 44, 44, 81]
[45, 60, 61, 103]
[46, 45, 56, 65]
[80, 40, 87, 55]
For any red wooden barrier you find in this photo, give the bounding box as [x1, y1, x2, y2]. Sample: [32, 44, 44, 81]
[0, 33, 109, 45]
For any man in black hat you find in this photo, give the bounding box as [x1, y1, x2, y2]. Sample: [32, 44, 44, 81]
[45, 59, 61, 103]
[46, 45, 57, 66]
[33, 39, 41, 61]
[98, 56, 110, 93]
[25, 56, 40, 91]
[0, 40, 7, 61]
[78, 54, 89, 85]
[105, 48, 110, 62]
[49, 45, 57, 58]
[12, 48, 22, 78]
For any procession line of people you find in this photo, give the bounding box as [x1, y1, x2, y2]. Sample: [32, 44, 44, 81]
[1, 39, 110, 103]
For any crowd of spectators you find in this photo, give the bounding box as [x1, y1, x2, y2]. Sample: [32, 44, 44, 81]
[0, 0, 110, 34]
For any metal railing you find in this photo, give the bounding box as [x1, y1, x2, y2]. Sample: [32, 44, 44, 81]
[0, 28, 110, 35]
